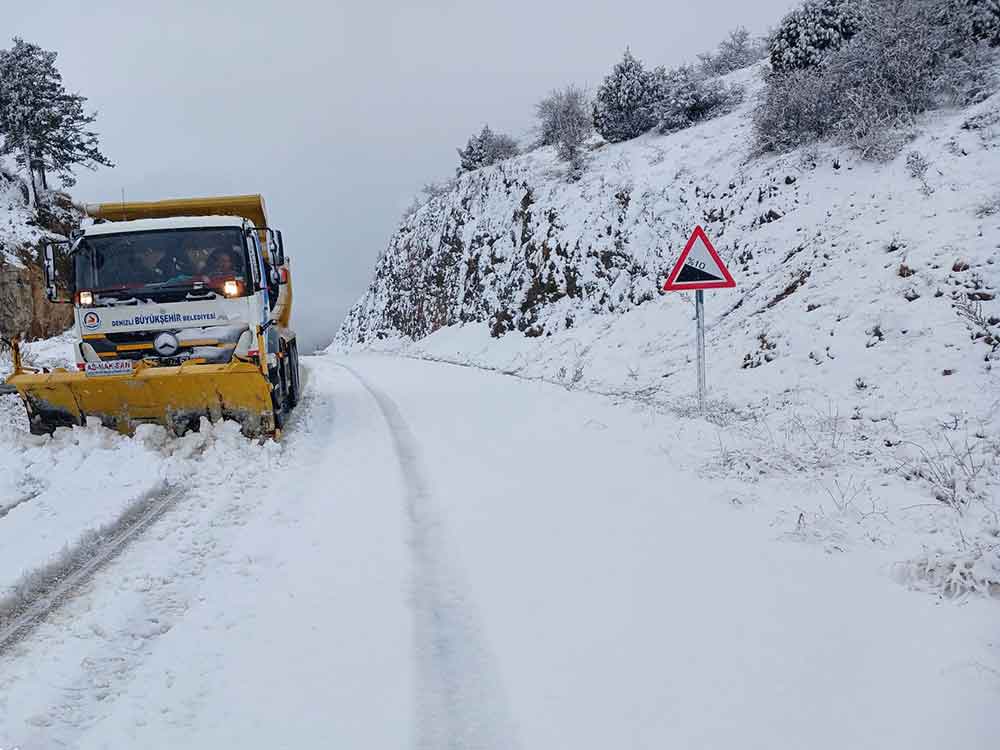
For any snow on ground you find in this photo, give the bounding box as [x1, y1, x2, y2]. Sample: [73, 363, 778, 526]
[3, 354, 995, 748]
[0, 333, 75, 437]
[0, 334, 281, 643]
[0, 358, 408, 748]
[344, 354, 1000, 750]
[0, 334, 133, 602]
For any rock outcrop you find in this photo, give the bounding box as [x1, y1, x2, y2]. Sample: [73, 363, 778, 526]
[0, 173, 78, 340]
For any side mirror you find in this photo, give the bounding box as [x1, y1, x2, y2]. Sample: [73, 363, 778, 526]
[274, 230, 285, 267]
[44, 244, 58, 302]
[244, 228, 264, 291]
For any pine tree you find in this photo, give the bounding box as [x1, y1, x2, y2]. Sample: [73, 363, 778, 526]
[769, 0, 862, 74]
[698, 27, 768, 75]
[0, 38, 112, 208]
[456, 124, 519, 174]
[592, 49, 659, 143]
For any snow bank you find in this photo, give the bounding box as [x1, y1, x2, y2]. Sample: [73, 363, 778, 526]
[0, 418, 279, 608]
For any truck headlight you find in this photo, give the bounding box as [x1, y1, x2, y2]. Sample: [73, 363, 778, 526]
[223, 280, 240, 298]
[78, 291, 94, 306]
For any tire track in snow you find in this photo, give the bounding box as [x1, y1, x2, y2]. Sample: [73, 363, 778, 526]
[339, 362, 521, 750]
[0, 485, 43, 520]
[0, 482, 185, 654]
[0, 362, 320, 657]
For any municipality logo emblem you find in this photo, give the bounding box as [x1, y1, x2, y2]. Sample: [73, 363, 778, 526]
[83, 311, 100, 330]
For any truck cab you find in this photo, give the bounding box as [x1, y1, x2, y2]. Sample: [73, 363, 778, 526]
[68, 215, 279, 371]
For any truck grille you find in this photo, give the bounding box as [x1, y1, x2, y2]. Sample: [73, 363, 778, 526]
[83, 325, 247, 365]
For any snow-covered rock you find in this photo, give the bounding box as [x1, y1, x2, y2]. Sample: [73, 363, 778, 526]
[0, 168, 78, 339]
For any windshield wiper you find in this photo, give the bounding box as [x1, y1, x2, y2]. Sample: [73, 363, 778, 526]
[95, 282, 200, 296]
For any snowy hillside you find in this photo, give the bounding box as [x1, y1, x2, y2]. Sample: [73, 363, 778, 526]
[337, 64, 1000, 595]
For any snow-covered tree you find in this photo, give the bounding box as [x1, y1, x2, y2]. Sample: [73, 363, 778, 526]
[768, 0, 862, 73]
[961, 0, 1000, 45]
[535, 85, 592, 172]
[698, 27, 769, 75]
[456, 124, 519, 174]
[756, 0, 988, 157]
[652, 65, 744, 133]
[592, 49, 659, 143]
[0, 38, 112, 208]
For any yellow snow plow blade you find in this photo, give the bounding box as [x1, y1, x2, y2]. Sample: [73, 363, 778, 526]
[7, 360, 276, 437]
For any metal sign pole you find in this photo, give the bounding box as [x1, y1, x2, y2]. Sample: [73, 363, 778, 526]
[695, 289, 706, 411]
[663, 227, 734, 413]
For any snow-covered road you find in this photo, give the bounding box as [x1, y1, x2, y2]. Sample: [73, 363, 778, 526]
[0, 354, 997, 748]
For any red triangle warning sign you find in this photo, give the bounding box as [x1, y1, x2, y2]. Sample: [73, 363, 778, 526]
[663, 226, 736, 292]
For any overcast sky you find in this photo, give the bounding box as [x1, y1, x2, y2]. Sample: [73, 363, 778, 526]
[10, 0, 796, 351]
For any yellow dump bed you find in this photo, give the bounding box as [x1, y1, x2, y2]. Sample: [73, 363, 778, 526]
[85, 194, 269, 231]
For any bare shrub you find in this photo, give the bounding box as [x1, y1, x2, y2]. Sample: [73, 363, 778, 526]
[536, 85, 593, 175]
[824, 1, 949, 157]
[906, 150, 934, 193]
[752, 67, 841, 153]
[401, 179, 457, 221]
[900, 535, 1000, 597]
[896, 427, 992, 509]
[975, 191, 1000, 216]
[953, 296, 1000, 356]
[906, 151, 929, 180]
[698, 27, 768, 75]
[821, 475, 867, 513]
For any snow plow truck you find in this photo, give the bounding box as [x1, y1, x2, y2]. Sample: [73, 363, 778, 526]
[5, 194, 300, 438]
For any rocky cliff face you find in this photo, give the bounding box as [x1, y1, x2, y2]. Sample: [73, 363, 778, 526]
[0, 172, 77, 340]
[337, 67, 790, 347]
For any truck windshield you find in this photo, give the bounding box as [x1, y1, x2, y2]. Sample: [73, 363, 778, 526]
[74, 228, 249, 297]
